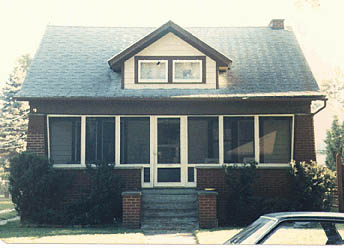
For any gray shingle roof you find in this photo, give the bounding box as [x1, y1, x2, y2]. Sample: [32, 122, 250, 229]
[16, 25, 323, 100]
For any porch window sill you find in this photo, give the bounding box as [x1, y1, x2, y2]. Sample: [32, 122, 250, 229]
[195, 163, 290, 169]
[53, 164, 144, 170]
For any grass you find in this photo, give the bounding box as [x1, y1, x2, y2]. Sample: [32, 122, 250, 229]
[0, 220, 144, 244]
[0, 200, 14, 211]
[0, 210, 17, 220]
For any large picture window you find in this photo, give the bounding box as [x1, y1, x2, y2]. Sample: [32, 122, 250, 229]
[49, 117, 81, 164]
[224, 117, 255, 163]
[188, 117, 219, 163]
[259, 117, 292, 163]
[86, 117, 115, 163]
[120, 117, 150, 164]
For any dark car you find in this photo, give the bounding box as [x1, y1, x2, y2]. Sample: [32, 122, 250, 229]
[224, 212, 344, 245]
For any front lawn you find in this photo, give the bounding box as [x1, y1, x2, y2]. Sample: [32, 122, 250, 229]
[0, 210, 17, 220]
[0, 220, 144, 244]
[0, 200, 14, 211]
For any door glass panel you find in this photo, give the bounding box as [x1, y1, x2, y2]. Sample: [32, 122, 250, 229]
[157, 168, 181, 182]
[158, 118, 180, 164]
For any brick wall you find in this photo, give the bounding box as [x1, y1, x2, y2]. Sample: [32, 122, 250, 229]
[197, 168, 292, 225]
[294, 114, 316, 162]
[26, 113, 46, 157]
[57, 169, 142, 204]
[122, 192, 142, 229]
[198, 191, 218, 228]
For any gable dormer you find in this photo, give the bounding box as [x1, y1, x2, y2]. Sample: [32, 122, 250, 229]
[108, 21, 232, 89]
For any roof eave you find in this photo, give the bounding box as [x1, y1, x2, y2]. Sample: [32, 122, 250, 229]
[14, 94, 326, 102]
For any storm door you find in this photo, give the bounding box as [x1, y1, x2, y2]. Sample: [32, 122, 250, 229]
[153, 117, 184, 186]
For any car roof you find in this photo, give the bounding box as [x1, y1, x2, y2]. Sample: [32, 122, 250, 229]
[264, 212, 344, 221]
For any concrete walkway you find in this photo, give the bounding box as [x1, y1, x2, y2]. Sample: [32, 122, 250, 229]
[143, 231, 197, 244]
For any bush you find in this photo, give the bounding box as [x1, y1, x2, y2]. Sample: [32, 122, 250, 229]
[223, 160, 336, 226]
[289, 161, 336, 211]
[9, 152, 69, 224]
[65, 161, 123, 225]
[9, 152, 123, 225]
[223, 162, 261, 226]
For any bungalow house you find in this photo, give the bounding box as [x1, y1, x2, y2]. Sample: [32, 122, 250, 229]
[16, 20, 326, 229]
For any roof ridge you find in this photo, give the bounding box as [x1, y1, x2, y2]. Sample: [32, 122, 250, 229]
[46, 25, 288, 29]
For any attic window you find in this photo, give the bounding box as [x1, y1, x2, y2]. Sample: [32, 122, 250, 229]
[173, 60, 202, 83]
[135, 56, 206, 84]
[138, 60, 168, 83]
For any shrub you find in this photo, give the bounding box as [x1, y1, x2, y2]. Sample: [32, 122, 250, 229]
[223, 160, 336, 226]
[9, 152, 70, 224]
[9, 152, 123, 225]
[223, 161, 261, 226]
[65, 161, 123, 225]
[289, 160, 336, 211]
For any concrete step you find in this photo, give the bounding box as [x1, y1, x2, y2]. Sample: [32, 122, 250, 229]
[142, 201, 197, 210]
[141, 189, 199, 231]
[142, 188, 197, 195]
[142, 209, 198, 218]
[142, 216, 198, 224]
[142, 194, 197, 203]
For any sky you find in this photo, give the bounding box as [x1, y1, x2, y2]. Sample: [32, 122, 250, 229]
[0, 0, 344, 158]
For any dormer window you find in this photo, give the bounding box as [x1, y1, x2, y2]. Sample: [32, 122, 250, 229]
[173, 60, 202, 83]
[135, 56, 206, 84]
[138, 60, 168, 83]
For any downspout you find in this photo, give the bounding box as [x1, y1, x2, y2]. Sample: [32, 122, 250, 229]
[311, 99, 327, 116]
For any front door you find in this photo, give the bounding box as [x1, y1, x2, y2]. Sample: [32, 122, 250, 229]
[153, 117, 185, 187]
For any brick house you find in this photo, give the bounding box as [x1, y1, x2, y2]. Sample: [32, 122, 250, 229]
[16, 20, 326, 229]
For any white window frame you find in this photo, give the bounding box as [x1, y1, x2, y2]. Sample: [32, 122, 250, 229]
[172, 59, 203, 83]
[47, 114, 294, 185]
[138, 60, 168, 83]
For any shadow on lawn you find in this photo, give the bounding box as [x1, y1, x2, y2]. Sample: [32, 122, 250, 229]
[0, 220, 142, 239]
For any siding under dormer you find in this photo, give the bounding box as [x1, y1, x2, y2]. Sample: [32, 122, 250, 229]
[123, 32, 217, 89]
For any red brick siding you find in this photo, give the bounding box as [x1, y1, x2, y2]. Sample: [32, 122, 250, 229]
[198, 193, 218, 228]
[122, 193, 141, 229]
[294, 115, 316, 162]
[57, 169, 141, 204]
[197, 168, 292, 225]
[27, 114, 46, 157]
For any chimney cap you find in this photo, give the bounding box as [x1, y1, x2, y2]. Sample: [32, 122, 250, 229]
[269, 19, 285, 29]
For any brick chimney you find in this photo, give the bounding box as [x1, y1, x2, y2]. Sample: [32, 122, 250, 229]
[269, 19, 284, 29]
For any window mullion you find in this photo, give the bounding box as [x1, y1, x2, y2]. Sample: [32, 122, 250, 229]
[254, 115, 260, 164]
[219, 116, 224, 164]
[115, 116, 121, 165]
[80, 116, 86, 165]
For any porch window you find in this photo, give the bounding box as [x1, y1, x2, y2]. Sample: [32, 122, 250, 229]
[158, 118, 180, 164]
[224, 117, 255, 163]
[49, 117, 81, 164]
[86, 117, 115, 163]
[188, 117, 219, 163]
[120, 117, 150, 164]
[259, 117, 292, 163]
